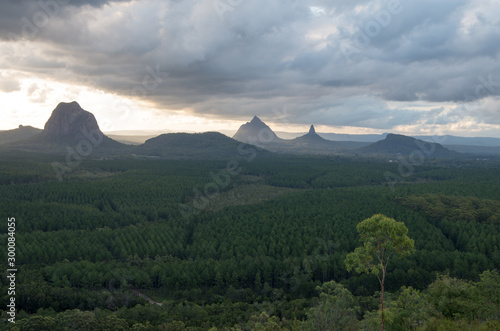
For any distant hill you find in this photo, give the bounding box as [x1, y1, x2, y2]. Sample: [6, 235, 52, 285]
[446, 145, 500, 156]
[415, 135, 500, 147]
[106, 134, 157, 145]
[356, 133, 462, 158]
[136, 132, 264, 159]
[104, 129, 171, 145]
[0, 125, 42, 145]
[2, 102, 128, 154]
[319, 132, 387, 143]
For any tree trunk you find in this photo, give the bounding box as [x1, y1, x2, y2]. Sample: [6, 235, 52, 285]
[381, 268, 386, 331]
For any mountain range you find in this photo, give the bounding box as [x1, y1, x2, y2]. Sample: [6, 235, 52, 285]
[1, 101, 499, 158]
[230, 117, 462, 158]
[0, 102, 263, 159]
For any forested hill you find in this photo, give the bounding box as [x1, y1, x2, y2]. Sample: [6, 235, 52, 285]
[355, 133, 462, 157]
[135, 131, 268, 159]
[0, 125, 41, 145]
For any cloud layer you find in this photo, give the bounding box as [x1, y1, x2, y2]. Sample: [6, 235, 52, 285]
[1, 0, 500, 134]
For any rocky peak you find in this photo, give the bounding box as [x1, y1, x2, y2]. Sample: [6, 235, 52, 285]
[233, 116, 279, 143]
[43, 101, 102, 139]
[309, 125, 316, 134]
[250, 116, 265, 126]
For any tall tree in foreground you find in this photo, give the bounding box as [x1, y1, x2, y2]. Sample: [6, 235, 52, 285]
[345, 214, 415, 331]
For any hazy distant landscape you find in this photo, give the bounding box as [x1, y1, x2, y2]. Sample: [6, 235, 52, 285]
[3, 102, 500, 159]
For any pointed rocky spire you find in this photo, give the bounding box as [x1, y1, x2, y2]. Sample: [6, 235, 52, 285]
[309, 125, 316, 134]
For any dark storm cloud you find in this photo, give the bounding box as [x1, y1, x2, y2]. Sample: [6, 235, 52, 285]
[2, 0, 500, 131]
[0, 0, 132, 40]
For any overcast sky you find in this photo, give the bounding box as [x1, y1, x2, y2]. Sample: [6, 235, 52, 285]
[1, 0, 500, 136]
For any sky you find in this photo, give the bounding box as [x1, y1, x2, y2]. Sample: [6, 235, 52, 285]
[1, 0, 500, 136]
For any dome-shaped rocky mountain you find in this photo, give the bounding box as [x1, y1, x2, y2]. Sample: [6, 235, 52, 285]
[2, 102, 126, 153]
[42, 101, 102, 142]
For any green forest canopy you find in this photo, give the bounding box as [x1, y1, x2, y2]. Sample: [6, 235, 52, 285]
[0, 153, 499, 329]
